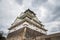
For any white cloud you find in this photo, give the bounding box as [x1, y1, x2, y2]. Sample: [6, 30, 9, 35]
[44, 21, 60, 34]
[48, 0, 55, 5]
[39, 6, 48, 21]
[0, 0, 24, 36]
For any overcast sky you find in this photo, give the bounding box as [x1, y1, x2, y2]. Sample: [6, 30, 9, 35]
[0, 0, 60, 37]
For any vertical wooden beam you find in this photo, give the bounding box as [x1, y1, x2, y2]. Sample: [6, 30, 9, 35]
[23, 27, 27, 40]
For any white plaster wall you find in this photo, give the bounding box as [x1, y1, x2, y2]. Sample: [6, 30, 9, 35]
[9, 22, 46, 34]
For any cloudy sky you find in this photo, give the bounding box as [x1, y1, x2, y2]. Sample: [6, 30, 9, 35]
[0, 0, 60, 37]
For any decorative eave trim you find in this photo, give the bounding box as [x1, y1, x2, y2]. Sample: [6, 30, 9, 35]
[18, 12, 35, 19]
[9, 17, 47, 31]
[18, 14, 42, 27]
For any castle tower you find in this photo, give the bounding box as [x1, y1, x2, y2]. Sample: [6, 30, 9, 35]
[7, 9, 47, 40]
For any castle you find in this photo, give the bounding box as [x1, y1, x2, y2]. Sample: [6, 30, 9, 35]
[7, 9, 60, 40]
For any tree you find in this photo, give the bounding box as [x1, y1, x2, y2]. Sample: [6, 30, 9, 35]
[0, 31, 6, 40]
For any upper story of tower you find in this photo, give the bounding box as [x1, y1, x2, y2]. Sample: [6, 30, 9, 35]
[8, 9, 47, 35]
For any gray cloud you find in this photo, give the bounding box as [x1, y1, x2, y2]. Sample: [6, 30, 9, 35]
[50, 23, 60, 34]
[44, 21, 60, 34]
[0, 0, 22, 36]
[16, 0, 23, 5]
[39, 0, 60, 23]
[52, 6, 60, 21]
[37, 0, 60, 34]
[51, 27, 60, 32]
[32, 0, 48, 8]
[0, 0, 60, 36]
[0, 0, 2, 2]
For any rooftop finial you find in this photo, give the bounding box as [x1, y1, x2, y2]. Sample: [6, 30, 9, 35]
[24, 9, 36, 15]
